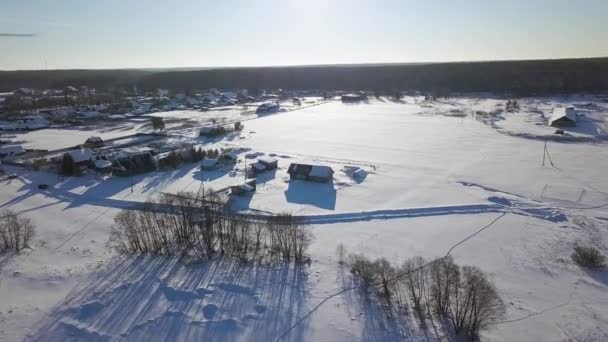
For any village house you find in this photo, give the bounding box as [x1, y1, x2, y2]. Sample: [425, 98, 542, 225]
[256, 102, 280, 114]
[230, 179, 257, 196]
[67, 148, 95, 173]
[287, 162, 334, 183]
[341, 93, 367, 102]
[113, 147, 156, 175]
[549, 106, 577, 127]
[84, 136, 104, 148]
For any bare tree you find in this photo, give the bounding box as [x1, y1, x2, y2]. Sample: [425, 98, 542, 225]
[348, 254, 378, 289]
[0, 210, 35, 253]
[402, 256, 429, 316]
[429, 256, 460, 317]
[374, 257, 396, 298]
[449, 266, 506, 340]
[336, 243, 346, 265]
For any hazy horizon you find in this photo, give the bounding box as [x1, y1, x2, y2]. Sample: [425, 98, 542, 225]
[2, 0, 608, 70]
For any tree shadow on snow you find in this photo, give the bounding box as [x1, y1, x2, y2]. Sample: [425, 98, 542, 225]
[341, 281, 440, 342]
[29, 255, 310, 342]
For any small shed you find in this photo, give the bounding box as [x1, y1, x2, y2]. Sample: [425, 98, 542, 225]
[230, 178, 257, 196]
[257, 156, 278, 170]
[250, 162, 267, 174]
[549, 107, 577, 127]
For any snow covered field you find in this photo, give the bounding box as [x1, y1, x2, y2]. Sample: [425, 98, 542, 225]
[1, 96, 608, 341]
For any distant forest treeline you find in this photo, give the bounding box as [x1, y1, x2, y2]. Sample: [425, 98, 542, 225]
[2, 58, 608, 95]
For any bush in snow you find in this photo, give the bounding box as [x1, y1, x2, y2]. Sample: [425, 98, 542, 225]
[572, 245, 606, 269]
[0, 210, 35, 253]
[151, 117, 165, 131]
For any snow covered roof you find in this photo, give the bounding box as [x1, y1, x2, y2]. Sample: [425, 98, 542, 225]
[94, 159, 113, 169]
[310, 165, 334, 178]
[199, 126, 219, 134]
[222, 151, 238, 160]
[68, 148, 94, 163]
[550, 107, 577, 124]
[252, 162, 266, 171]
[121, 146, 154, 156]
[257, 156, 277, 165]
[238, 183, 254, 191]
[256, 102, 280, 113]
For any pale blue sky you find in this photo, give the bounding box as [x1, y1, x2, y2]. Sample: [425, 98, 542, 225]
[1, 0, 607, 70]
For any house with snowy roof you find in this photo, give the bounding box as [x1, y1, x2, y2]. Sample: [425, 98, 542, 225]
[287, 162, 334, 183]
[549, 106, 577, 127]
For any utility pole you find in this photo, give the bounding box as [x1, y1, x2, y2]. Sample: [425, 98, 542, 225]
[244, 157, 247, 182]
[130, 158, 134, 193]
[542, 139, 547, 166]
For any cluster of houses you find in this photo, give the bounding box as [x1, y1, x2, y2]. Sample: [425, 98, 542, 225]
[0, 86, 293, 132]
[0, 133, 199, 177]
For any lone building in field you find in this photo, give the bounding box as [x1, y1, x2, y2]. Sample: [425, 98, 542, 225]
[287, 162, 334, 183]
[341, 93, 367, 102]
[256, 102, 280, 114]
[549, 107, 577, 127]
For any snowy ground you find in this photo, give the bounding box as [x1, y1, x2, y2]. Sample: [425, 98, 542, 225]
[1, 95, 608, 341]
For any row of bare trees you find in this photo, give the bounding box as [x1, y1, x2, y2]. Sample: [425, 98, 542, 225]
[345, 250, 505, 341]
[0, 210, 35, 253]
[110, 192, 311, 264]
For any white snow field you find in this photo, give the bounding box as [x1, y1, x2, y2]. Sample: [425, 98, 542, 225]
[1, 96, 608, 341]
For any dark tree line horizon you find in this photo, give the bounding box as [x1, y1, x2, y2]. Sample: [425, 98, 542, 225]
[1, 57, 608, 96]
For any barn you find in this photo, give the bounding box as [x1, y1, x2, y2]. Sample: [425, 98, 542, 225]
[287, 163, 334, 183]
[549, 107, 577, 127]
[341, 93, 367, 102]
